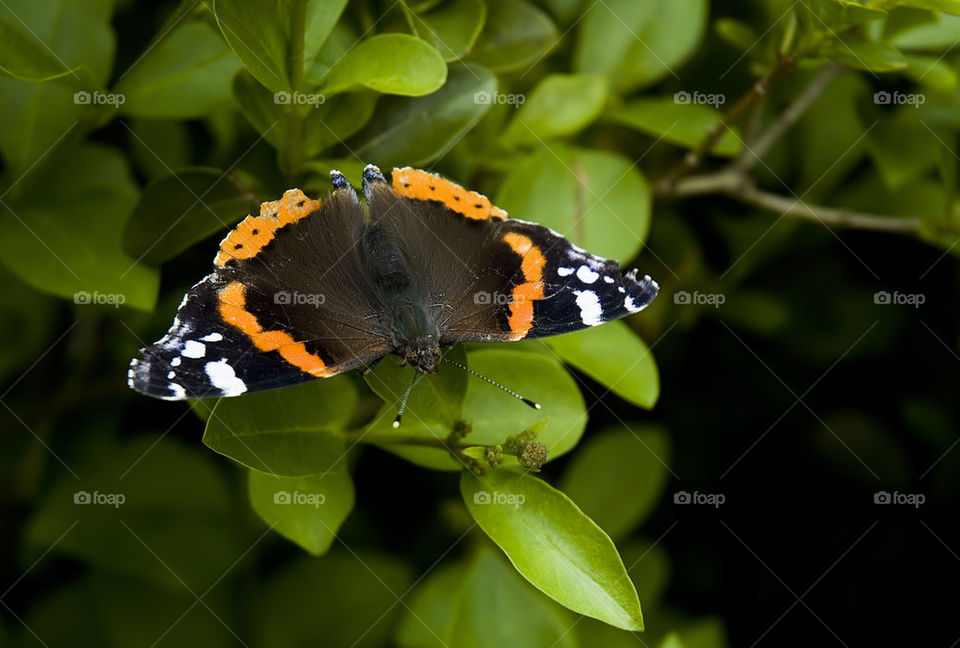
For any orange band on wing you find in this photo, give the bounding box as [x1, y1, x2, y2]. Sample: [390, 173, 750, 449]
[214, 189, 321, 267]
[217, 281, 334, 377]
[502, 232, 545, 341]
[392, 167, 508, 221]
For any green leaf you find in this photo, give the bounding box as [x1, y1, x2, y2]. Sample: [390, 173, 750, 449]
[354, 62, 496, 168]
[820, 38, 907, 71]
[889, 11, 960, 49]
[885, 0, 960, 15]
[203, 376, 357, 476]
[496, 144, 651, 261]
[575, 0, 707, 92]
[368, 345, 586, 471]
[503, 74, 608, 145]
[25, 436, 244, 592]
[866, 109, 940, 190]
[902, 52, 958, 91]
[233, 69, 378, 158]
[126, 119, 191, 181]
[410, 0, 488, 61]
[123, 167, 258, 264]
[320, 33, 447, 96]
[560, 425, 670, 538]
[398, 550, 577, 648]
[0, 16, 81, 82]
[713, 18, 760, 53]
[364, 345, 468, 428]
[461, 468, 644, 631]
[0, 265, 56, 384]
[467, 0, 558, 72]
[0, 0, 115, 175]
[605, 98, 742, 158]
[256, 551, 414, 648]
[547, 320, 660, 409]
[247, 468, 355, 555]
[0, 144, 158, 311]
[114, 22, 242, 118]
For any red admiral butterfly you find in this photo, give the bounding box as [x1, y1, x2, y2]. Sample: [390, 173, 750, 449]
[128, 165, 658, 413]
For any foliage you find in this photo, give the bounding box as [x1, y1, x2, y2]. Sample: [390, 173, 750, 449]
[2, 0, 960, 646]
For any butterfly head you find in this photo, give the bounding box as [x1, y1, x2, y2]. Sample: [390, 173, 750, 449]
[403, 337, 441, 374]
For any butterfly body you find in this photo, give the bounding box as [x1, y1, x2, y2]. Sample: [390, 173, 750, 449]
[128, 165, 658, 400]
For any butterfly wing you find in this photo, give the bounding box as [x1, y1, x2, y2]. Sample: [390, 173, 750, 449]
[129, 187, 390, 400]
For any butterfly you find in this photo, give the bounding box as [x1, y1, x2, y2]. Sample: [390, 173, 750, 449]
[128, 165, 658, 419]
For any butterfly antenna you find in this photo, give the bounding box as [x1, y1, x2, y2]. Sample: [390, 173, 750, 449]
[392, 370, 420, 428]
[442, 358, 541, 410]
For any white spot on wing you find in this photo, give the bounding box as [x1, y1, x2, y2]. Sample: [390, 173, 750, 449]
[603, 276, 614, 284]
[625, 295, 640, 312]
[171, 357, 182, 367]
[182, 340, 206, 358]
[557, 267, 575, 277]
[205, 359, 247, 396]
[167, 371, 176, 379]
[573, 289, 603, 326]
[576, 265, 599, 284]
[161, 382, 187, 400]
[200, 332, 223, 342]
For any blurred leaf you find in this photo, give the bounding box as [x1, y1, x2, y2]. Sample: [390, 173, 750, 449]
[213, 0, 347, 93]
[399, 549, 577, 648]
[370, 345, 586, 470]
[115, 22, 241, 118]
[256, 551, 413, 648]
[886, 0, 960, 14]
[866, 109, 940, 190]
[0, 144, 159, 311]
[354, 62, 495, 168]
[13, 580, 110, 646]
[233, 69, 378, 157]
[605, 98, 742, 158]
[547, 321, 659, 409]
[203, 376, 357, 475]
[503, 73, 608, 145]
[25, 436, 244, 592]
[467, 0, 558, 72]
[410, 0, 487, 61]
[575, 0, 707, 92]
[461, 468, 644, 631]
[123, 167, 258, 264]
[901, 52, 958, 91]
[496, 144, 651, 261]
[713, 18, 759, 53]
[560, 425, 670, 538]
[0, 265, 56, 384]
[127, 118, 191, 181]
[320, 33, 447, 96]
[889, 11, 960, 49]
[821, 38, 907, 71]
[0, 16, 83, 82]
[247, 467, 355, 555]
[0, 0, 114, 175]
